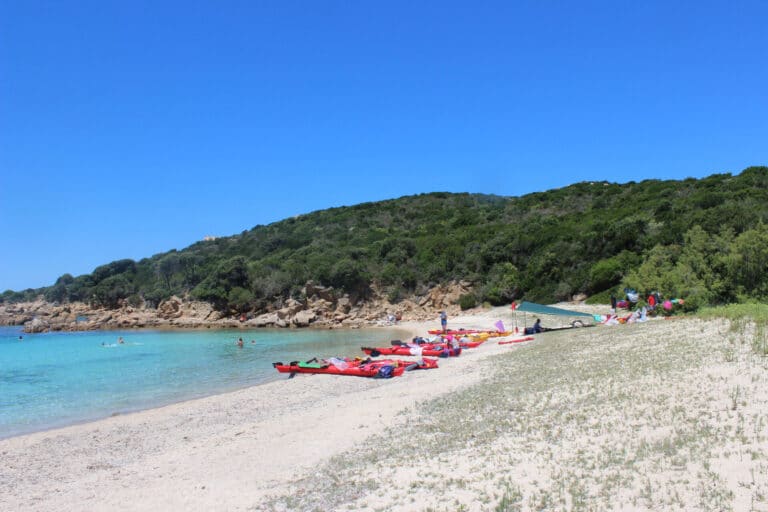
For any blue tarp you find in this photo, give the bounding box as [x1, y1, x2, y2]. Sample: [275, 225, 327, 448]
[514, 301, 593, 318]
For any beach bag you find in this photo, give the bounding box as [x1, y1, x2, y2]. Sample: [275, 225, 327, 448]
[376, 365, 395, 379]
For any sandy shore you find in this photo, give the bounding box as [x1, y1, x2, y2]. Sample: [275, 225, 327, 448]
[2, 306, 767, 511]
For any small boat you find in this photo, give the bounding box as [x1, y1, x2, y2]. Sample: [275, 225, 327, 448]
[398, 337, 484, 349]
[272, 357, 437, 378]
[428, 329, 511, 338]
[361, 345, 462, 357]
[497, 336, 535, 345]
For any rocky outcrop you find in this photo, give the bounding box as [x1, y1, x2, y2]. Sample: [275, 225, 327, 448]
[0, 280, 477, 332]
[292, 309, 316, 327]
[157, 297, 184, 319]
[24, 317, 50, 333]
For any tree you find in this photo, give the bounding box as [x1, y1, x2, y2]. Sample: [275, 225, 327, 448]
[156, 253, 181, 291]
[228, 287, 254, 313]
[191, 256, 252, 311]
[92, 275, 134, 308]
[329, 258, 370, 296]
[727, 224, 768, 299]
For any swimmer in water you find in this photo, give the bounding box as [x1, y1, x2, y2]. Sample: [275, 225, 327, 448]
[237, 337, 244, 348]
[118, 336, 125, 344]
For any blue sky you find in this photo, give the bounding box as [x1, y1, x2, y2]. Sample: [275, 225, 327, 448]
[1, 1, 766, 292]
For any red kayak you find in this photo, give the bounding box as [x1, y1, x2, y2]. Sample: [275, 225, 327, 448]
[273, 357, 438, 377]
[498, 336, 535, 345]
[409, 336, 484, 348]
[361, 346, 462, 357]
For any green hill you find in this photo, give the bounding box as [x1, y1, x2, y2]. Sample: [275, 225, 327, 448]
[4, 166, 767, 313]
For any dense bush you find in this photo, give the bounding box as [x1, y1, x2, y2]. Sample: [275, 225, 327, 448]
[459, 293, 477, 310]
[3, 166, 767, 313]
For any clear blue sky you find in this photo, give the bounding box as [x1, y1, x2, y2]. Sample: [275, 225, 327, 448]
[1, 1, 766, 292]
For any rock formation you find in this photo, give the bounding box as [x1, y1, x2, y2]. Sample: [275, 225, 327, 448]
[0, 280, 477, 332]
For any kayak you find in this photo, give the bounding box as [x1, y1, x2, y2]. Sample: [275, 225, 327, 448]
[400, 337, 484, 349]
[428, 329, 511, 338]
[401, 357, 440, 370]
[273, 358, 406, 378]
[272, 357, 438, 377]
[440, 332, 490, 341]
[431, 336, 487, 348]
[361, 346, 462, 357]
[498, 336, 535, 345]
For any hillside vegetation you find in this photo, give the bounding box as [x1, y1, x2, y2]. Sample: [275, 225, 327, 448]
[3, 166, 767, 314]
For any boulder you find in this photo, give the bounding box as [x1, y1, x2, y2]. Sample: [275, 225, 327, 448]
[308, 298, 334, 313]
[292, 309, 317, 327]
[251, 312, 279, 327]
[303, 282, 335, 302]
[336, 296, 352, 313]
[157, 297, 183, 319]
[24, 317, 50, 333]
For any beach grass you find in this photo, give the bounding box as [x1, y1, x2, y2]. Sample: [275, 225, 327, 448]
[259, 317, 768, 511]
[698, 303, 768, 356]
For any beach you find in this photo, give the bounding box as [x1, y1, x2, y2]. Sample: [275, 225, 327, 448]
[2, 306, 767, 511]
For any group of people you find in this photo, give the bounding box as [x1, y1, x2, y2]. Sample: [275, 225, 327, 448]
[611, 289, 672, 314]
[385, 312, 402, 325]
[236, 337, 257, 348]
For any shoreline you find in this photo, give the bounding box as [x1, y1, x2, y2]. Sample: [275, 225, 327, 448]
[4, 306, 765, 510]
[1, 324, 416, 441]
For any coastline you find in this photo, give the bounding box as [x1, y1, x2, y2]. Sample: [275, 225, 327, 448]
[2, 307, 767, 511]
[1, 324, 415, 441]
[0, 282, 475, 333]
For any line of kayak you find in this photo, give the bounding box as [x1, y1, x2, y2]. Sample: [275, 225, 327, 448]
[273, 356, 439, 378]
[273, 331, 536, 379]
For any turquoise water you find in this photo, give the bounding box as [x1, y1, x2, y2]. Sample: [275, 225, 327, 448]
[0, 326, 405, 439]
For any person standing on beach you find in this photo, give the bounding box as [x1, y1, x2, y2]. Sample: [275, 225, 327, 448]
[440, 311, 447, 333]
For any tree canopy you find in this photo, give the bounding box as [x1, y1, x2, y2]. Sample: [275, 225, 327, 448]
[3, 166, 767, 313]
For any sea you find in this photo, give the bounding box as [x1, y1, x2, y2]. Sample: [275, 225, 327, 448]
[0, 325, 406, 439]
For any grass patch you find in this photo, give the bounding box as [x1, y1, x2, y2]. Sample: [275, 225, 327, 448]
[698, 303, 768, 356]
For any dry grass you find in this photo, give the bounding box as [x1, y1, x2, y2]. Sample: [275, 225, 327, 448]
[258, 317, 768, 511]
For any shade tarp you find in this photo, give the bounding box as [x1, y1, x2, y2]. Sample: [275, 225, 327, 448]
[514, 301, 593, 318]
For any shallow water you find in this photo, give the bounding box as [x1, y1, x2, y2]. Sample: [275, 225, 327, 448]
[0, 325, 406, 439]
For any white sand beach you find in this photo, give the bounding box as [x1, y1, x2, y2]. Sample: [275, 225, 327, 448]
[1, 306, 767, 511]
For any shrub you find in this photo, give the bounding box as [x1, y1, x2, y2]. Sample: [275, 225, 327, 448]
[459, 293, 477, 310]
